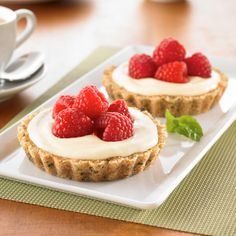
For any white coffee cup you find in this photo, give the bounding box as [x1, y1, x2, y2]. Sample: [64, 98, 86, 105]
[0, 6, 36, 74]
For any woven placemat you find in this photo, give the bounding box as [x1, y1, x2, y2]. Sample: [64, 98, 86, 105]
[1, 47, 236, 236]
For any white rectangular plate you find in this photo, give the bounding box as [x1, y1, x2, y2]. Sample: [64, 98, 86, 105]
[1, 46, 236, 210]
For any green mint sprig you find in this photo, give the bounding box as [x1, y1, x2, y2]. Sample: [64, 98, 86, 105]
[165, 110, 203, 142]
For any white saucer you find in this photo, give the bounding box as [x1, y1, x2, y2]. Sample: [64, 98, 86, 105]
[0, 65, 46, 102]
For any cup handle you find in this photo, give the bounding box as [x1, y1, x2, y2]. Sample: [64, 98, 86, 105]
[15, 9, 36, 48]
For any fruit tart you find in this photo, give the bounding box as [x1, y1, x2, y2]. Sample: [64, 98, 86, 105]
[17, 85, 165, 182]
[103, 38, 228, 117]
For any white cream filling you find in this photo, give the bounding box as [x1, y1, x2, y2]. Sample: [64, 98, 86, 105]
[27, 108, 158, 160]
[112, 62, 220, 96]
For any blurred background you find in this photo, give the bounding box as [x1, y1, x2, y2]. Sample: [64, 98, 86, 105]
[0, 0, 236, 126]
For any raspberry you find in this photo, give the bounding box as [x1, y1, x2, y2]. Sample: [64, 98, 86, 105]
[94, 112, 134, 141]
[128, 54, 157, 79]
[107, 99, 132, 120]
[52, 108, 94, 138]
[73, 85, 109, 119]
[52, 95, 75, 119]
[154, 61, 189, 83]
[153, 38, 186, 66]
[184, 53, 212, 78]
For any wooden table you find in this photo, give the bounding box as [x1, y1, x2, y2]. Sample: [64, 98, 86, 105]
[0, 0, 235, 235]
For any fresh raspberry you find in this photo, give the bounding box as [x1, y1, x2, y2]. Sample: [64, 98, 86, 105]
[52, 108, 94, 138]
[153, 38, 186, 66]
[73, 85, 109, 119]
[184, 53, 212, 78]
[154, 61, 189, 83]
[128, 54, 157, 79]
[52, 95, 75, 119]
[94, 112, 134, 141]
[107, 99, 132, 120]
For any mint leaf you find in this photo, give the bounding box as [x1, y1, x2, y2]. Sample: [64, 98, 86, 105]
[165, 110, 203, 142]
[165, 110, 176, 132]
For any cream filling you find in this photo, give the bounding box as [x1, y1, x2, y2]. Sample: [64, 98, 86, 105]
[27, 108, 158, 160]
[112, 62, 220, 96]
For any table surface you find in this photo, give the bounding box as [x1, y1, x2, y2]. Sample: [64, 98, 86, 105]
[1, 0, 235, 235]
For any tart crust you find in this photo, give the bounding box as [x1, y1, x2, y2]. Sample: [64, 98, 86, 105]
[103, 66, 228, 117]
[17, 111, 165, 182]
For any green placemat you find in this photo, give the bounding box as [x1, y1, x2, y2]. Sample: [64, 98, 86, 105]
[1, 47, 236, 236]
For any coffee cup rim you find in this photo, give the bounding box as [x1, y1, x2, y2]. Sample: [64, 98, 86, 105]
[0, 6, 16, 26]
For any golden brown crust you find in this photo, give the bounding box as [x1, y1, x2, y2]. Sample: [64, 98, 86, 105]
[102, 66, 228, 117]
[17, 111, 165, 182]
